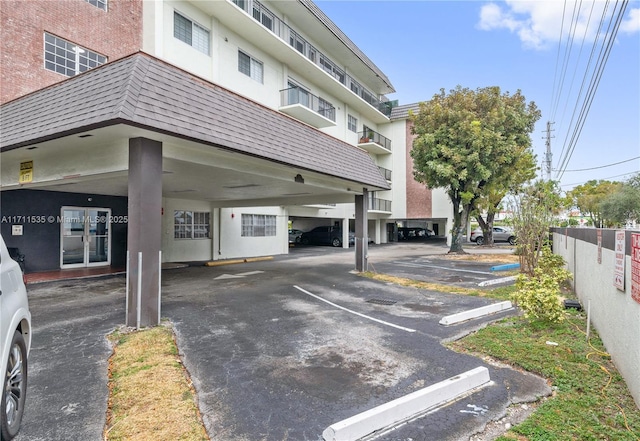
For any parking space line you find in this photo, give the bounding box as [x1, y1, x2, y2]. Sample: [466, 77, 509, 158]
[394, 261, 494, 275]
[293, 285, 416, 333]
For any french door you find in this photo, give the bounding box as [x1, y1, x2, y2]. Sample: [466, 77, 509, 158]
[60, 207, 111, 268]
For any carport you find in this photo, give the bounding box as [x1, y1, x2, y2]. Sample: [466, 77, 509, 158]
[0, 52, 389, 327]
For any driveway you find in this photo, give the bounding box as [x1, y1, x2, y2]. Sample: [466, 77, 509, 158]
[16, 242, 549, 441]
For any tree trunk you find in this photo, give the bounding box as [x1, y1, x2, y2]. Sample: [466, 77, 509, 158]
[449, 197, 468, 254]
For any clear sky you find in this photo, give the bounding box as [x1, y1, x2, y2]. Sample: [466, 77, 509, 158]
[315, 0, 640, 191]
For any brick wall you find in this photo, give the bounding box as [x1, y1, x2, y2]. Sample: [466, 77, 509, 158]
[404, 119, 433, 218]
[1, 0, 142, 103]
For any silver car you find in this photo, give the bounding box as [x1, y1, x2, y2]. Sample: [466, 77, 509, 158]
[470, 226, 516, 245]
[1, 235, 31, 440]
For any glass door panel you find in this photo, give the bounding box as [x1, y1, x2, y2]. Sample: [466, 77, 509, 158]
[61, 209, 86, 266]
[61, 207, 111, 268]
[88, 209, 109, 264]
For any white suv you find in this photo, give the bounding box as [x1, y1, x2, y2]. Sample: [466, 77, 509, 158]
[0, 234, 31, 440]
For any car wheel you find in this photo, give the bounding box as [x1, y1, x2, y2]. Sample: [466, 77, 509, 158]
[475, 236, 484, 245]
[331, 237, 342, 247]
[301, 237, 310, 245]
[508, 236, 515, 245]
[295, 236, 301, 243]
[1, 331, 28, 441]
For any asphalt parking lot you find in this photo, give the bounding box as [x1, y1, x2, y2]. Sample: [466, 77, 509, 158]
[16, 241, 550, 441]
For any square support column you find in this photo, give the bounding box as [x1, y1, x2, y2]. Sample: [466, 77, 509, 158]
[127, 137, 162, 328]
[355, 190, 369, 272]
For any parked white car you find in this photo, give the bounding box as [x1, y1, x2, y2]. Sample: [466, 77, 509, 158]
[1, 234, 31, 440]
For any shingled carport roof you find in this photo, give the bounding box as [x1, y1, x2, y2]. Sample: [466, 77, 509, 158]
[0, 52, 389, 192]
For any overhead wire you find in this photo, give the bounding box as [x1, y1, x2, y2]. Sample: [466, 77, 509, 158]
[560, 155, 640, 172]
[554, 0, 630, 181]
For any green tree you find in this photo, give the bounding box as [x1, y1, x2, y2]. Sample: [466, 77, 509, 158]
[600, 173, 640, 227]
[566, 180, 621, 228]
[474, 149, 537, 245]
[410, 85, 540, 253]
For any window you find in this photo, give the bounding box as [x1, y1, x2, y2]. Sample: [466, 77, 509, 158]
[174, 210, 210, 239]
[348, 115, 358, 133]
[84, 0, 107, 10]
[44, 33, 106, 77]
[238, 51, 264, 83]
[241, 214, 277, 237]
[232, 0, 246, 11]
[174, 11, 210, 55]
[252, 4, 274, 31]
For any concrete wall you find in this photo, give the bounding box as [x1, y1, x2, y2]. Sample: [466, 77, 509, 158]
[552, 228, 640, 408]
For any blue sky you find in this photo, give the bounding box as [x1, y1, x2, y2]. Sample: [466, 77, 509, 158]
[315, 0, 640, 191]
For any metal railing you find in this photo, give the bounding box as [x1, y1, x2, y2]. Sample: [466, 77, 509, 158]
[232, 0, 392, 116]
[358, 130, 391, 151]
[280, 86, 336, 122]
[369, 198, 392, 212]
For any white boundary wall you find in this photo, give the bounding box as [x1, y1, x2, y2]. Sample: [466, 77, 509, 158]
[552, 229, 640, 408]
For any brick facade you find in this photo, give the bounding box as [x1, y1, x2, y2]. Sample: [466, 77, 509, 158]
[404, 119, 433, 218]
[1, 0, 142, 103]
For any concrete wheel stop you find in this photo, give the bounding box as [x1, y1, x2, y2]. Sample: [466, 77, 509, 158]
[439, 301, 513, 326]
[322, 366, 491, 441]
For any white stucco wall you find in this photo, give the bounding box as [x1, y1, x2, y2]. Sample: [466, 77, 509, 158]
[553, 230, 640, 408]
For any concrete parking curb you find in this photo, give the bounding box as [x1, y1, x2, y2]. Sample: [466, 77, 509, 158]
[322, 367, 491, 441]
[439, 301, 513, 326]
[204, 256, 273, 267]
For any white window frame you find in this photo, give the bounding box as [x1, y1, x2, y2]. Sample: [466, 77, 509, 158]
[238, 50, 264, 83]
[84, 0, 107, 11]
[241, 214, 277, 237]
[173, 11, 210, 55]
[44, 33, 107, 77]
[348, 115, 358, 133]
[174, 210, 210, 239]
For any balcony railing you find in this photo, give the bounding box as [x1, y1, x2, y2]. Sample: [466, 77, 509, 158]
[280, 86, 336, 122]
[369, 198, 392, 212]
[358, 130, 391, 154]
[378, 166, 392, 181]
[232, 0, 392, 116]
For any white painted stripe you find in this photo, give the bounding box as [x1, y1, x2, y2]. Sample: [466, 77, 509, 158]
[395, 261, 494, 275]
[237, 271, 265, 276]
[322, 367, 491, 441]
[293, 285, 416, 333]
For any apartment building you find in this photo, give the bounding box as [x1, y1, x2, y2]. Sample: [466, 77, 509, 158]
[1, 0, 452, 324]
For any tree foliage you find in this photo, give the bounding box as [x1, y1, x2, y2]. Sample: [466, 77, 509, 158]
[474, 149, 537, 245]
[566, 180, 621, 228]
[508, 180, 563, 275]
[410, 85, 540, 253]
[599, 173, 640, 227]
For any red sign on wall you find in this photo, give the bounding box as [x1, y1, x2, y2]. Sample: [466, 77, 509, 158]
[631, 233, 640, 304]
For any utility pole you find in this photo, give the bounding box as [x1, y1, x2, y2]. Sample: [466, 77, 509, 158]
[544, 121, 555, 181]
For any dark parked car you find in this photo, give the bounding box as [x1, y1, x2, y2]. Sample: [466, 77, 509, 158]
[470, 226, 516, 245]
[300, 226, 355, 247]
[398, 227, 434, 241]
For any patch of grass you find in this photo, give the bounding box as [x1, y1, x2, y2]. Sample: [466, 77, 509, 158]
[449, 312, 640, 440]
[360, 272, 514, 302]
[105, 324, 209, 441]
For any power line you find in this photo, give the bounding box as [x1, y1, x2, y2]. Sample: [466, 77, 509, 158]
[557, 0, 628, 180]
[560, 155, 640, 172]
[561, 170, 638, 187]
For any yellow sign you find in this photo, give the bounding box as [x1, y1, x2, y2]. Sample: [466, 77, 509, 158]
[19, 160, 33, 184]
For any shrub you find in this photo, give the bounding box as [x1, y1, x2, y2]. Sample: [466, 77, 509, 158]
[511, 246, 572, 323]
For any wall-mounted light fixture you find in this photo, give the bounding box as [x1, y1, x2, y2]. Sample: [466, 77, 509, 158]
[294, 174, 304, 184]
